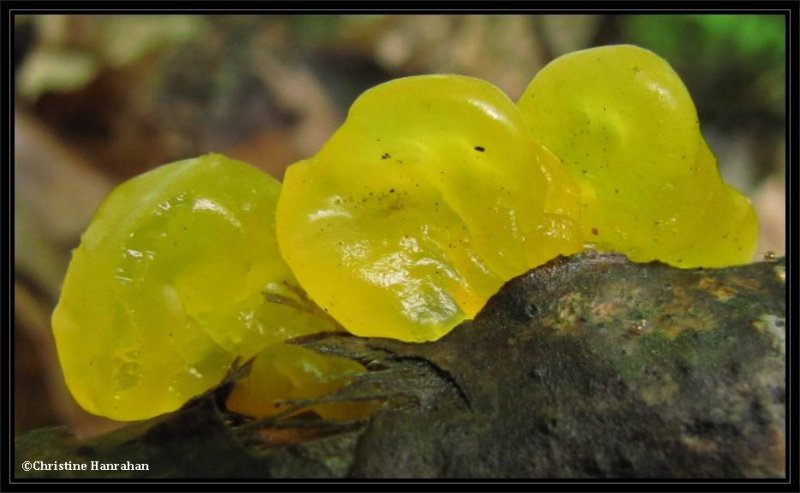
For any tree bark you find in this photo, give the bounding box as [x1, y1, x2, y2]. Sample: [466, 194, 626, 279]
[15, 252, 786, 479]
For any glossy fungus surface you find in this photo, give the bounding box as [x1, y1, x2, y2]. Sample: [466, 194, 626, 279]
[52, 46, 763, 423]
[277, 75, 583, 343]
[51, 154, 338, 420]
[517, 44, 757, 267]
[226, 343, 376, 420]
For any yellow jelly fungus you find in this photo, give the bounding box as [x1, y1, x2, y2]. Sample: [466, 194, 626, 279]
[52, 46, 763, 423]
[517, 44, 758, 268]
[51, 154, 343, 421]
[276, 75, 583, 343]
[226, 343, 377, 420]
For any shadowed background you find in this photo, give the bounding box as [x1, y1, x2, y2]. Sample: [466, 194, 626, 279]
[13, 14, 786, 438]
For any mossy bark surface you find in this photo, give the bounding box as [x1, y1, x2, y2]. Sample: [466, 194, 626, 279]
[15, 252, 786, 479]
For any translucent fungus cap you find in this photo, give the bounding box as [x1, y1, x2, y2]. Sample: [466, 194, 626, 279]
[517, 44, 758, 267]
[51, 154, 337, 420]
[276, 75, 582, 343]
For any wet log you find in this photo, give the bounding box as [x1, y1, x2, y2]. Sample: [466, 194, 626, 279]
[15, 252, 786, 479]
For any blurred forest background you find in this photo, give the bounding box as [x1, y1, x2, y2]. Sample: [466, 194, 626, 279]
[14, 14, 786, 438]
